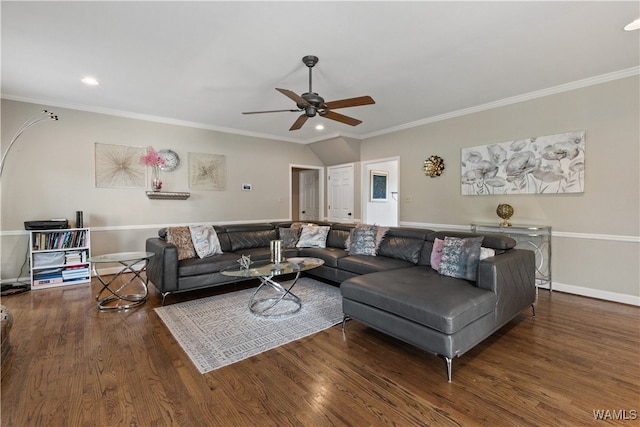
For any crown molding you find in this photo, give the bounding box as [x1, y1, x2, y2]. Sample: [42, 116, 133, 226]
[363, 66, 640, 139]
[3, 66, 638, 144]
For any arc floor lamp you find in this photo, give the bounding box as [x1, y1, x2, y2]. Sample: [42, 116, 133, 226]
[1, 110, 58, 295]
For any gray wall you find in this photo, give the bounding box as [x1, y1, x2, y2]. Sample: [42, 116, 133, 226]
[0, 100, 323, 278]
[361, 76, 639, 303]
[2, 74, 638, 304]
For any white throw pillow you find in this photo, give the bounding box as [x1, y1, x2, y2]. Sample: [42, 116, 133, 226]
[189, 224, 223, 258]
[296, 225, 330, 248]
[480, 247, 496, 260]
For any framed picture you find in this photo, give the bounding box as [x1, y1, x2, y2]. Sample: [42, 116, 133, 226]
[95, 143, 146, 188]
[370, 170, 388, 202]
[461, 130, 585, 195]
[189, 153, 226, 190]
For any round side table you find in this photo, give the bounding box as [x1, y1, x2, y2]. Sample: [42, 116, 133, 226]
[89, 251, 154, 310]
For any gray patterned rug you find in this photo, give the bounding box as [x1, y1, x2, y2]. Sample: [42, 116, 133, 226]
[154, 278, 343, 374]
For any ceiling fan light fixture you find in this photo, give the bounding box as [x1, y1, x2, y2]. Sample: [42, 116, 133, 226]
[315, 124, 324, 130]
[624, 18, 640, 31]
[242, 55, 375, 131]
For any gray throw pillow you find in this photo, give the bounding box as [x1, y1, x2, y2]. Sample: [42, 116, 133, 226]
[438, 236, 484, 281]
[348, 225, 378, 256]
[279, 227, 301, 248]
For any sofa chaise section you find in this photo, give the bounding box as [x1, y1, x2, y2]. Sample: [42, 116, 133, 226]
[340, 231, 536, 381]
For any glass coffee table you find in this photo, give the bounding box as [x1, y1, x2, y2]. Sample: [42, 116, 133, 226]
[221, 257, 324, 317]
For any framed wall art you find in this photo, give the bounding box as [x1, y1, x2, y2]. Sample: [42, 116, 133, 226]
[370, 170, 388, 202]
[189, 153, 226, 190]
[461, 130, 585, 195]
[95, 143, 146, 188]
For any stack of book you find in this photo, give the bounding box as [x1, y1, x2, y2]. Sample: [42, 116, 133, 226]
[64, 250, 87, 265]
[33, 268, 63, 286]
[61, 266, 90, 282]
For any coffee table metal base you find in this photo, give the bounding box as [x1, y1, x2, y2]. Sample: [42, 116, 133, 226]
[249, 272, 302, 317]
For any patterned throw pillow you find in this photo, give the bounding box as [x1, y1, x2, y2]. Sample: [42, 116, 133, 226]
[279, 227, 301, 248]
[438, 236, 484, 281]
[348, 225, 378, 256]
[188, 224, 223, 259]
[430, 238, 445, 270]
[166, 226, 196, 261]
[345, 224, 389, 254]
[296, 225, 330, 248]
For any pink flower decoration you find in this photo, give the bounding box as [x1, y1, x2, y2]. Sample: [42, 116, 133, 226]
[140, 147, 165, 167]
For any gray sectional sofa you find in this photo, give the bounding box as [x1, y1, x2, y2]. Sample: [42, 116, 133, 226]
[145, 221, 536, 380]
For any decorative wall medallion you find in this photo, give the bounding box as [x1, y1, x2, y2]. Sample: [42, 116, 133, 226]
[95, 143, 146, 188]
[189, 153, 226, 190]
[423, 155, 445, 177]
[158, 149, 180, 171]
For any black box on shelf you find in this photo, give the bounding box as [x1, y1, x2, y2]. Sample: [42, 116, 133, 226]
[24, 220, 69, 230]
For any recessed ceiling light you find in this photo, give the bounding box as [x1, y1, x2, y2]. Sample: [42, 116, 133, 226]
[624, 18, 640, 31]
[315, 124, 324, 130]
[81, 76, 100, 86]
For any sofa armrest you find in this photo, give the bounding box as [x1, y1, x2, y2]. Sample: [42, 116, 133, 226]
[145, 237, 179, 294]
[477, 249, 536, 327]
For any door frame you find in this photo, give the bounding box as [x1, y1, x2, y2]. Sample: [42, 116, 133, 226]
[289, 164, 325, 221]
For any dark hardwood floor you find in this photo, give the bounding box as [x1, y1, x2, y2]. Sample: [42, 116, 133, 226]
[1, 276, 638, 426]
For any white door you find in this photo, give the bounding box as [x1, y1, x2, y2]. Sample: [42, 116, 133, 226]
[299, 170, 319, 221]
[363, 158, 399, 226]
[327, 164, 354, 223]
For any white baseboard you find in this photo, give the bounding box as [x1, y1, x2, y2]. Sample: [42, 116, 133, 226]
[545, 282, 639, 306]
[6, 277, 637, 306]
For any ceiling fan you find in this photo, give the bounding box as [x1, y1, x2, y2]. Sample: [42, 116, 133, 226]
[242, 55, 375, 131]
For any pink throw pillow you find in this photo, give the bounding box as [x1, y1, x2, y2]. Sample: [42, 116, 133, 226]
[430, 238, 444, 270]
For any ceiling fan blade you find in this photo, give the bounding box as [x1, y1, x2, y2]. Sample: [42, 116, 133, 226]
[290, 114, 308, 131]
[323, 95, 375, 110]
[242, 109, 300, 115]
[276, 88, 309, 107]
[321, 110, 362, 126]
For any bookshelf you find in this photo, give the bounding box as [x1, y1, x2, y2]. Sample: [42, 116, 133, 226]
[29, 228, 91, 289]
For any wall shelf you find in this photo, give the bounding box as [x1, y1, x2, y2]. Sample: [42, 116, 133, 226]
[146, 191, 190, 200]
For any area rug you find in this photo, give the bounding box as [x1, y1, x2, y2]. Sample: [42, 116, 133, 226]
[154, 278, 343, 374]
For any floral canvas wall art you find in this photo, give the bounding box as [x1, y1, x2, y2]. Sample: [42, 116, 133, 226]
[461, 130, 585, 195]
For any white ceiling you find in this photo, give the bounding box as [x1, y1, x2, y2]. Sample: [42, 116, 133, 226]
[2, 1, 639, 144]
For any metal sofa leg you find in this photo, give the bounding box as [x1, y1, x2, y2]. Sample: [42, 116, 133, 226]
[341, 315, 351, 341]
[444, 356, 453, 382]
[531, 303, 536, 317]
[161, 291, 171, 306]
